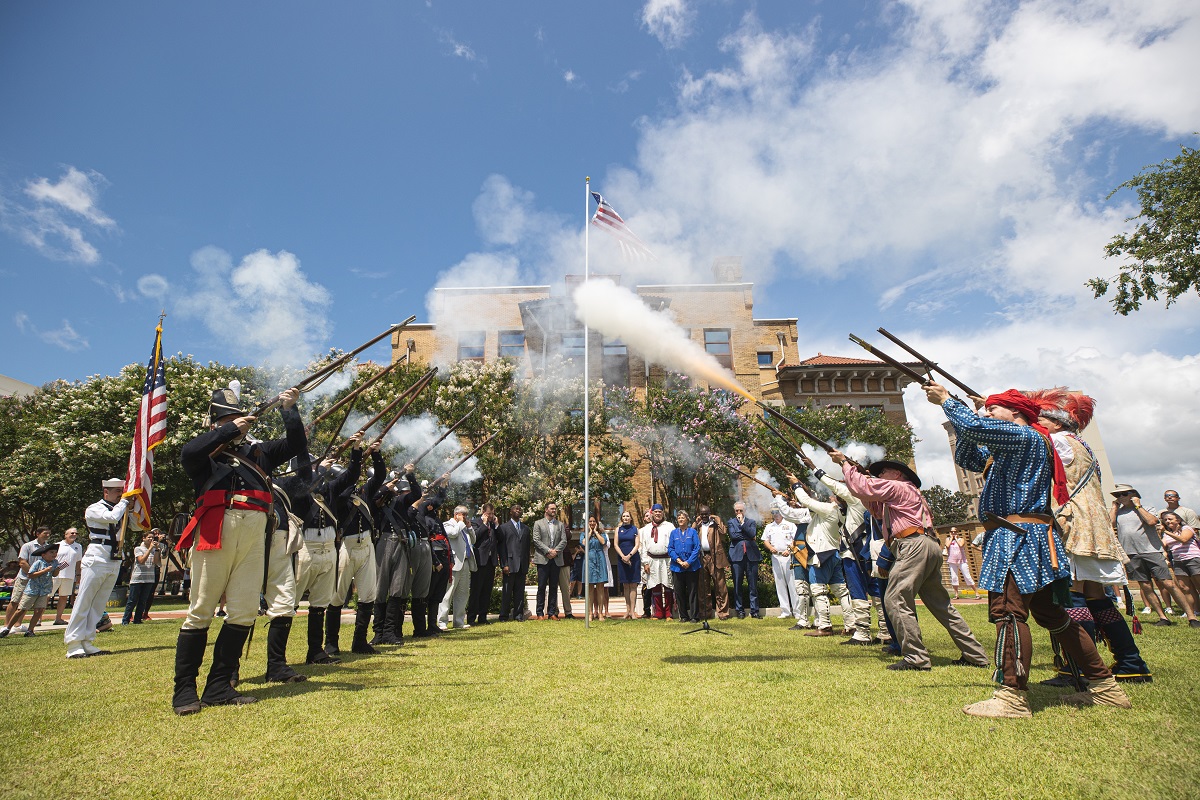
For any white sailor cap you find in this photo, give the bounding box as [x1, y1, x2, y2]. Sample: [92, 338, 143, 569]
[102, 478, 124, 489]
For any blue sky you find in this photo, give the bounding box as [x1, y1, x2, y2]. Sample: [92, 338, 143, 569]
[2, 0, 1198, 497]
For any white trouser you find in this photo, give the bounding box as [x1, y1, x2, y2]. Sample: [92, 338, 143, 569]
[438, 568, 471, 627]
[793, 578, 812, 625]
[770, 555, 798, 616]
[948, 562, 975, 587]
[265, 529, 297, 619]
[183, 508, 266, 629]
[812, 582, 852, 630]
[872, 596, 891, 641]
[64, 547, 119, 650]
[334, 537, 378, 605]
[849, 597, 872, 641]
[295, 540, 336, 609]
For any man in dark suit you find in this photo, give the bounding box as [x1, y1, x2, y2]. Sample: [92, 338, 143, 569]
[467, 502, 499, 625]
[496, 504, 531, 621]
[728, 502, 763, 619]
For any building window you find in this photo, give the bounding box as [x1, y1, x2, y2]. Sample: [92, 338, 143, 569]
[757, 351, 774, 367]
[561, 333, 585, 359]
[704, 329, 732, 370]
[603, 339, 629, 388]
[499, 331, 525, 360]
[457, 331, 485, 361]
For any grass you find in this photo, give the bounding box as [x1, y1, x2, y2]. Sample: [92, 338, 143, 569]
[1, 604, 1197, 800]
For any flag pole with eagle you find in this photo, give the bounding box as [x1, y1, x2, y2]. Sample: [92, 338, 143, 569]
[123, 314, 168, 533]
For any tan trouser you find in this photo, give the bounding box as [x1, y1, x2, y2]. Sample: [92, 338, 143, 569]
[295, 540, 336, 609]
[265, 529, 296, 619]
[334, 537, 378, 604]
[183, 509, 266, 629]
[701, 556, 730, 618]
[884, 533, 988, 668]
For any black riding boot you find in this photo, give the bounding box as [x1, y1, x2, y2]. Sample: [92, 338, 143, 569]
[172, 628, 208, 716]
[351, 602, 378, 654]
[265, 616, 307, 683]
[411, 598, 429, 637]
[325, 604, 343, 655]
[386, 597, 406, 644]
[200, 623, 257, 708]
[306, 607, 340, 664]
[370, 596, 389, 645]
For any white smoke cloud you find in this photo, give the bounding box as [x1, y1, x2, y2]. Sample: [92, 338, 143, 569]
[304, 365, 354, 401]
[177, 246, 332, 368]
[573, 278, 747, 395]
[744, 467, 778, 520]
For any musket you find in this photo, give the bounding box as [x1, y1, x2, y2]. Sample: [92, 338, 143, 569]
[441, 431, 499, 479]
[247, 317, 418, 418]
[305, 357, 407, 433]
[367, 368, 441, 447]
[755, 401, 870, 474]
[847, 333, 935, 390]
[756, 401, 836, 454]
[326, 368, 437, 461]
[753, 441, 794, 478]
[411, 407, 478, 467]
[758, 414, 803, 456]
[722, 460, 781, 495]
[876, 327, 980, 399]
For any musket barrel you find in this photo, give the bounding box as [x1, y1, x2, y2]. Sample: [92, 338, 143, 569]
[848, 334, 932, 387]
[326, 367, 436, 460]
[876, 327, 980, 398]
[756, 401, 836, 454]
[307, 359, 406, 431]
[411, 407, 478, 466]
[368, 369, 439, 446]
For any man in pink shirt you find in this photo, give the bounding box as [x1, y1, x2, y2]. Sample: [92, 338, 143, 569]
[831, 451, 989, 672]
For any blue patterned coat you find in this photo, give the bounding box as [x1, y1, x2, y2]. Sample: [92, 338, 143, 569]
[943, 398, 1070, 594]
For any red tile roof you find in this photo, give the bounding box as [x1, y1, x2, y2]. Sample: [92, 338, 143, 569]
[793, 353, 883, 366]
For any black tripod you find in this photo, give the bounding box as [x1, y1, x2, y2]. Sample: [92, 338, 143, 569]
[682, 618, 732, 636]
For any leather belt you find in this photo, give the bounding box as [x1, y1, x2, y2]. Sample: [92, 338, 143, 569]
[892, 526, 928, 539]
[982, 513, 1053, 530]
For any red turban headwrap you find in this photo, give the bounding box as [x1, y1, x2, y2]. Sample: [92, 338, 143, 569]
[984, 390, 1042, 424]
[984, 388, 1070, 506]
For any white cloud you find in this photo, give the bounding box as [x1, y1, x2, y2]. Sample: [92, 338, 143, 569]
[643, 0, 695, 48]
[613, 2, 1200, 291]
[0, 166, 116, 264]
[24, 167, 115, 228]
[137, 273, 170, 299]
[14, 311, 89, 351]
[563, 70, 577, 84]
[176, 247, 332, 368]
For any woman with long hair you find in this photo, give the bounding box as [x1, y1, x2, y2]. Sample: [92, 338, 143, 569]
[614, 510, 641, 620]
[584, 516, 610, 621]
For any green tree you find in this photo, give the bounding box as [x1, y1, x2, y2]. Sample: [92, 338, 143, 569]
[1089, 141, 1200, 314]
[922, 485, 975, 525]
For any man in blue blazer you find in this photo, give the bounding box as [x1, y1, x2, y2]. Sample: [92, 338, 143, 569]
[728, 502, 763, 618]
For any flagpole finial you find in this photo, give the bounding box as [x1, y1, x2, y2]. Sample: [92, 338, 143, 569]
[585, 176, 590, 182]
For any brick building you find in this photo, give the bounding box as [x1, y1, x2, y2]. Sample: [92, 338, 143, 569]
[391, 258, 919, 519]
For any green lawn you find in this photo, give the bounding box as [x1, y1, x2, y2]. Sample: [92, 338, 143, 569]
[2, 605, 1196, 800]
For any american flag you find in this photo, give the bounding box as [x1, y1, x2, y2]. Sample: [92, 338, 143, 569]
[124, 322, 168, 531]
[590, 192, 657, 262]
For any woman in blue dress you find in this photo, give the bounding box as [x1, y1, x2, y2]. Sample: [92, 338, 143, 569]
[614, 511, 641, 619]
[584, 516, 610, 621]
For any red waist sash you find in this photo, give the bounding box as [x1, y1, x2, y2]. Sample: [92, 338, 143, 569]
[176, 489, 273, 552]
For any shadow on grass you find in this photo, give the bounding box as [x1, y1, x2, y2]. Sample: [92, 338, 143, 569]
[662, 654, 797, 664]
[112, 645, 177, 656]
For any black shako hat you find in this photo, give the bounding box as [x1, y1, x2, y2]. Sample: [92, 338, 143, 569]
[868, 460, 922, 488]
[208, 384, 242, 423]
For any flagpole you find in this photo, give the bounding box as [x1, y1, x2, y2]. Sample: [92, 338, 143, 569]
[583, 176, 591, 631]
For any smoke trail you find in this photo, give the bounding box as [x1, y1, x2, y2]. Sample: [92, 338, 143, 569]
[800, 441, 887, 474]
[305, 365, 355, 400]
[746, 468, 779, 520]
[572, 278, 754, 401]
